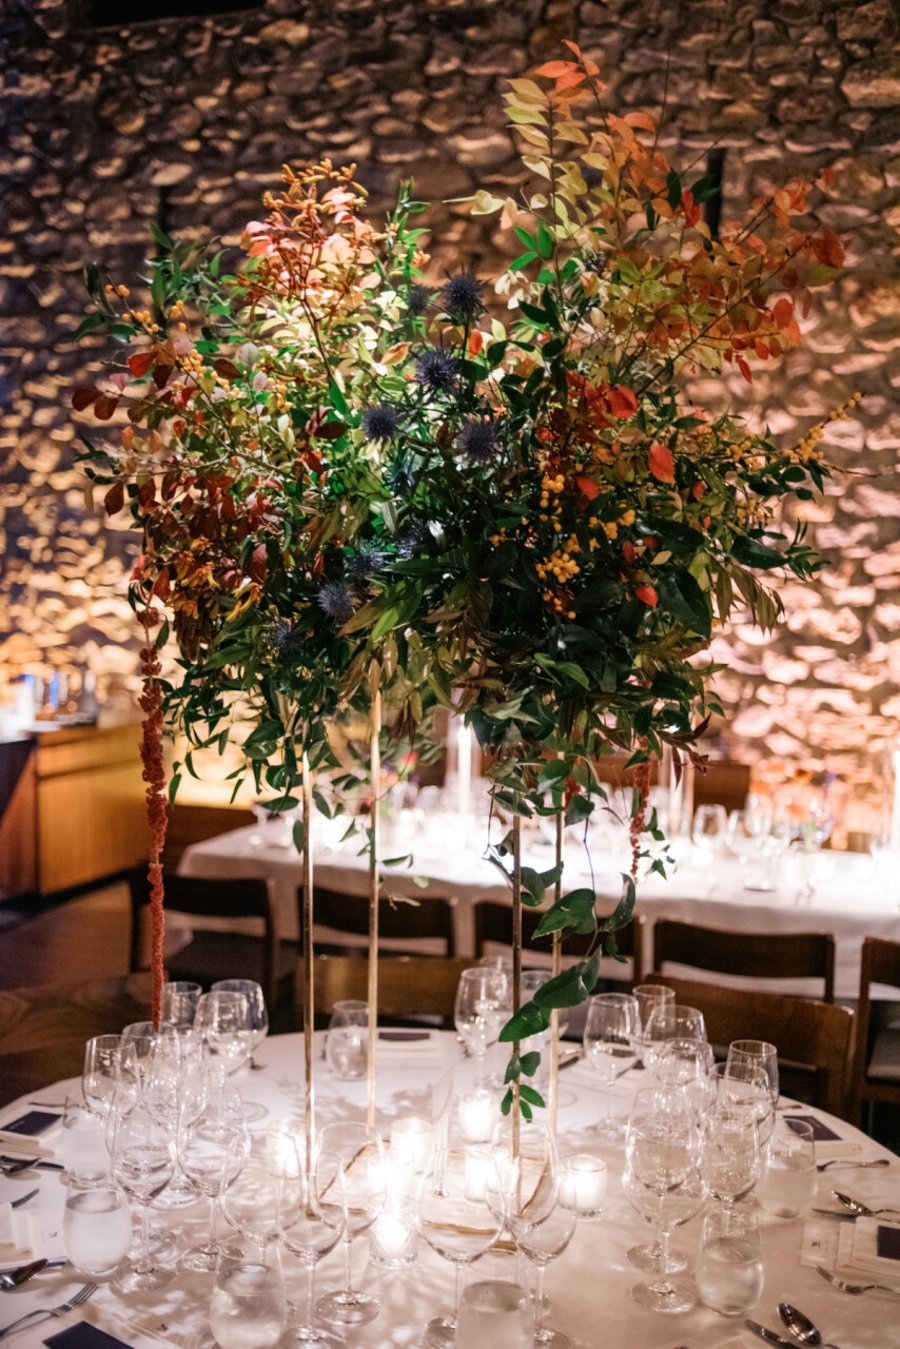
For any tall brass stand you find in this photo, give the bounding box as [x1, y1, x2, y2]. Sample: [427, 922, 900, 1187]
[366, 688, 382, 1130]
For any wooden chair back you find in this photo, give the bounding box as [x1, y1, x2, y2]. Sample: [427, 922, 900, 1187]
[311, 887, 456, 956]
[646, 973, 853, 1118]
[308, 955, 474, 1026]
[473, 900, 644, 982]
[127, 870, 278, 1005]
[652, 917, 835, 1002]
[849, 936, 900, 1122]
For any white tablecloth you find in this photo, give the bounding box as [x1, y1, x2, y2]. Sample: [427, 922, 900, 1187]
[2, 1031, 898, 1349]
[180, 823, 900, 998]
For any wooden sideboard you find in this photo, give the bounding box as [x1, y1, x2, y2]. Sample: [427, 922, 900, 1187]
[0, 720, 148, 898]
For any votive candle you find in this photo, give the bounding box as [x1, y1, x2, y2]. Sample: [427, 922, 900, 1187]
[458, 1089, 498, 1143]
[390, 1115, 433, 1170]
[558, 1153, 606, 1218]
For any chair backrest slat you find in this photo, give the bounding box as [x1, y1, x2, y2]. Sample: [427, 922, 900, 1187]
[473, 900, 643, 979]
[653, 917, 835, 1002]
[849, 936, 900, 1122]
[311, 887, 456, 955]
[308, 955, 473, 1024]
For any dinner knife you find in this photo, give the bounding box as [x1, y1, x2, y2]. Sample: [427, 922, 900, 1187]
[745, 1319, 797, 1348]
[811, 1207, 857, 1220]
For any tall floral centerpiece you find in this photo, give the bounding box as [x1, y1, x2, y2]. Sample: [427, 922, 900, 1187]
[73, 44, 854, 1121]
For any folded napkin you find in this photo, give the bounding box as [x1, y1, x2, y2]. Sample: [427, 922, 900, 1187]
[376, 1033, 443, 1068]
[46, 1311, 179, 1349]
[0, 1133, 57, 1158]
[0, 1203, 33, 1264]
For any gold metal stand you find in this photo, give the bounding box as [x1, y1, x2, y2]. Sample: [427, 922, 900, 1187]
[511, 810, 522, 1158]
[301, 749, 316, 1170]
[548, 808, 563, 1131]
[366, 687, 382, 1130]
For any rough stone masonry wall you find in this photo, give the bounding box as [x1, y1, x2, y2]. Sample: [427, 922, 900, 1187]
[1, 0, 898, 814]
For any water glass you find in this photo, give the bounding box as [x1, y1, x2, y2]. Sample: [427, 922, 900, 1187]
[63, 1179, 132, 1276]
[757, 1117, 816, 1218]
[456, 1278, 534, 1349]
[726, 1039, 779, 1105]
[62, 1092, 109, 1185]
[695, 1208, 764, 1317]
[632, 984, 675, 1063]
[324, 999, 368, 1080]
[454, 967, 509, 1084]
[210, 1239, 288, 1349]
[582, 993, 640, 1137]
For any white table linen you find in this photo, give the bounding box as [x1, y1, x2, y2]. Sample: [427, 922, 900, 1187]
[2, 1031, 898, 1349]
[180, 823, 900, 997]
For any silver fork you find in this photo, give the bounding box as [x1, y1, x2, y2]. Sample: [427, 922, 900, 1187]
[817, 1157, 891, 1173]
[815, 1265, 900, 1299]
[0, 1281, 97, 1341]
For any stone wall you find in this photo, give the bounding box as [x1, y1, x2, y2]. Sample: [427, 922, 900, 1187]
[1, 0, 898, 816]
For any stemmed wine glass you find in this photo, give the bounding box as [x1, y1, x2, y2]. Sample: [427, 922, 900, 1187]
[220, 1130, 284, 1252]
[582, 993, 640, 1138]
[727, 1039, 779, 1107]
[623, 1152, 706, 1291]
[196, 990, 255, 1097]
[701, 1104, 761, 1220]
[454, 967, 508, 1085]
[655, 1037, 715, 1118]
[110, 1100, 176, 1291]
[272, 1125, 345, 1349]
[83, 1034, 139, 1122]
[625, 1098, 701, 1312]
[632, 984, 675, 1066]
[211, 980, 270, 1122]
[419, 1146, 504, 1348]
[514, 1205, 576, 1348]
[178, 1092, 250, 1272]
[712, 1061, 775, 1147]
[161, 980, 202, 1028]
[313, 1122, 384, 1328]
[642, 1002, 706, 1068]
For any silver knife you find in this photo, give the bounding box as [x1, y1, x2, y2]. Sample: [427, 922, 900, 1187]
[811, 1208, 856, 1220]
[745, 1319, 797, 1348]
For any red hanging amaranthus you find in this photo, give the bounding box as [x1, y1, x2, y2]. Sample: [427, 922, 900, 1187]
[629, 755, 652, 883]
[137, 612, 168, 1028]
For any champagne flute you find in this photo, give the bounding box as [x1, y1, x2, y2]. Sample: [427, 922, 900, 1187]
[419, 1146, 504, 1348]
[272, 1125, 345, 1349]
[582, 993, 640, 1138]
[110, 1100, 175, 1291]
[454, 967, 508, 1086]
[313, 1122, 384, 1328]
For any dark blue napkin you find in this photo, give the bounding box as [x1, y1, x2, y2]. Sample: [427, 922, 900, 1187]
[45, 1323, 134, 1349]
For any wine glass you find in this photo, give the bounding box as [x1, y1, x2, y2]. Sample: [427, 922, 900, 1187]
[196, 990, 254, 1092]
[515, 1204, 577, 1349]
[211, 979, 270, 1122]
[623, 1152, 707, 1286]
[272, 1125, 344, 1349]
[626, 1105, 701, 1312]
[83, 1034, 139, 1122]
[692, 804, 728, 854]
[486, 1119, 559, 1242]
[145, 1028, 208, 1211]
[109, 1100, 176, 1291]
[454, 967, 508, 1085]
[712, 1061, 775, 1147]
[313, 1122, 384, 1328]
[642, 1002, 706, 1068]
[210, 1236, 288, 1349]
[220, 1131, 284, 1249]
[632, 984, 675, 1065]
[624, 1087, 699, 1276]
[179, 1092, 250, 1272]
[702, 1104, 761, 1218]
[582, 993, 640, 1137]
[655, 1037, 715, 1118]
[419, 1146, 504, 1348]
[726, 1039, 779, 1107]
[161, 980, 202, 1028]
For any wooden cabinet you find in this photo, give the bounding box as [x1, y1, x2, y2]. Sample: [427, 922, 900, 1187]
[0, 721, 148, 898]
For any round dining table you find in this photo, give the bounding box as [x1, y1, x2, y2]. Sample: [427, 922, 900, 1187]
[1, 1031, 897, 1349]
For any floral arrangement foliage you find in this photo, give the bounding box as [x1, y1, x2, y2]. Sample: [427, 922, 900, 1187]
[73, 45, 855, 1095]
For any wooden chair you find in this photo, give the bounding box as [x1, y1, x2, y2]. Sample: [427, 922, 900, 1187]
[306, 955, 474, 1028]
[849, 936, 900, 1127]
[645, 973, 853, 1118]
[473, 899, 645, 984]
[128, 870, 298, 1010]
[310, 886, 457, 956]
[652, 917, 835, 1002]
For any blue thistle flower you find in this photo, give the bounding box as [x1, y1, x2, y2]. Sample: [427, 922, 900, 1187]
[441, 270, 485, 324]
[344, 543, 387, 585]
[456, 418, 500, 465]
[270, 619, 306, 658]
[395, 521, 429, 559]
[415, 348, 458, 393]
[317, 581, 356, 624]
[406, 284, 433, 318]
[361, 404, 402, 444]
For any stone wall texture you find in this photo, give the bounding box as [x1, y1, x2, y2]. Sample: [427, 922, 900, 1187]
[1, 0, 898, 819]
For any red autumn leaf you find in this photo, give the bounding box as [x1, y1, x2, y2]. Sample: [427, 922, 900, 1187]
[152, 363, 174, 389]
[137, 478, 156, 509]
[622, 541, 637, 564]
[151, 569, 170, 600]
[773, 297, 793, 329]
[649, 441, 675, 483]
[555, 68, 587, 90]
[128, 351, 156, 378]
[575, 474, 600, 500]
[635, 584, 658, 607]
[72, 386, 99, 411]
[691, 481, 705, 501]
[93, 394, 119, 420]
[104, 482, 124, 515]
[607, 385, 638, 418]
[813, 229, 844, 268]
[533, 60, 577, 77]
[468, 330, 484, 356]
[315, 421, 347, 440]
[214, 358, 240, 380]
[680, 189, 701, 229]
[736, 356, 753, 384]
[249, 543, 268, 583]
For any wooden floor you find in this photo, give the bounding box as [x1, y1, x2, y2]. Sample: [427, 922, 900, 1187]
[0, 882, 133, 990]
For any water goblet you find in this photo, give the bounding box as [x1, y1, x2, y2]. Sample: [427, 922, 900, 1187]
[161, 980, 202, 1028]
[642, 1002, 706, 1068]
[626, 1105, 701, 1312]
[632, 984, 675, 1065]
[702, 1104, 761, 1217]
[196, 990, 255, 1094]
[582, 992, 640, 1138]
[313, 1122, 384, 1328]
[419, 1146, 504, 1348]
[83, 1034, 139, 1122]
[210, 1237, 288, 1349]
[454, 967, 508, 1086]
[179, 1092, 250, 1272]
[110, 1101, 176, 1291]
[726, 1038, 779, 1106]
[271, 1125, 344, 1349]
[692, 803, 728, 854]
[712, 1060, 775, 1147]
[211, 978, 270, 1121]
[516, 1204, 578, 1349]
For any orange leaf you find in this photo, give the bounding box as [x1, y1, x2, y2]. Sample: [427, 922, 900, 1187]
[736, 356, 753, 384]
[533, 60, 577, 77]
[469, 330, 484, 356]
[635, 584, 658, 607]
[575, 474, 600, 500]
[607, 385, 638, 419]
[624, 111, 656, 132]
[649, 441, 675, 483]
[128, 351, 156, 378]
[773, 297, 793, 329]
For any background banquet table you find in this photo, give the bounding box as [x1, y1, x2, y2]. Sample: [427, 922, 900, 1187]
[2, 1030, 898, 1349]
[180, 821, 900, 998]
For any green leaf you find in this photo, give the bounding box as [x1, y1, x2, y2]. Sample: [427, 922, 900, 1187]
[520, 866, 546, 905]
[513, 226, 535, 250]
[519, 1050, 541, 1076]
[533, 887, 596, 938]
[509, 251, 537, 273]
[499, 1001, 551, 1042]
[565, 794, 593, 827]
[535, 223, 553, 259]
[167, 772, 182, 805]
[597, 874, 636, 933]
[732, 536, 786, 570]
[533, 956, 599, 1009]
[518, 1082, 545, 1108]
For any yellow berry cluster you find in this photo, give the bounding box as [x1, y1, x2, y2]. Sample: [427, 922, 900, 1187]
[538, 471, 566, 526]
[122, 307, 161, 334]
[792, 392, 861, 464]
[105, 283, 130, 299]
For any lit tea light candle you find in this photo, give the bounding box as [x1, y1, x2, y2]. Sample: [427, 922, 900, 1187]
[558, 1154, 606, 1218]
[458, 1089, 497, 1143]
[368, 1199, 418, 1269]
[464, 1145, 492, 1202]
[390, 1115, 433, 1170]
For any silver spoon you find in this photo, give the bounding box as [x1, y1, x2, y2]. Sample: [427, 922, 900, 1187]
[832, 1189, 900, 1218]
[777, 1300, 842, 1348]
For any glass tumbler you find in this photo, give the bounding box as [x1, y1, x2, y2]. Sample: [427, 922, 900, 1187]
[325, 999, 368, 1079]
[695, 1208, 764, 1317]
[757, 1117, 816, 1218]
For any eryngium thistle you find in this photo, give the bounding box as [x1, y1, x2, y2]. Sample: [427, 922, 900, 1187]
[270, 619, 306, 658]
[317, 581, 356, 624]
[344, 542, 387, 585]
[441, 270, 485, 324]
[361, 404, 402, 444]
[406, 284, 433, 318]
[415, 348, 458, 393]
[456, 418, 499, 464]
